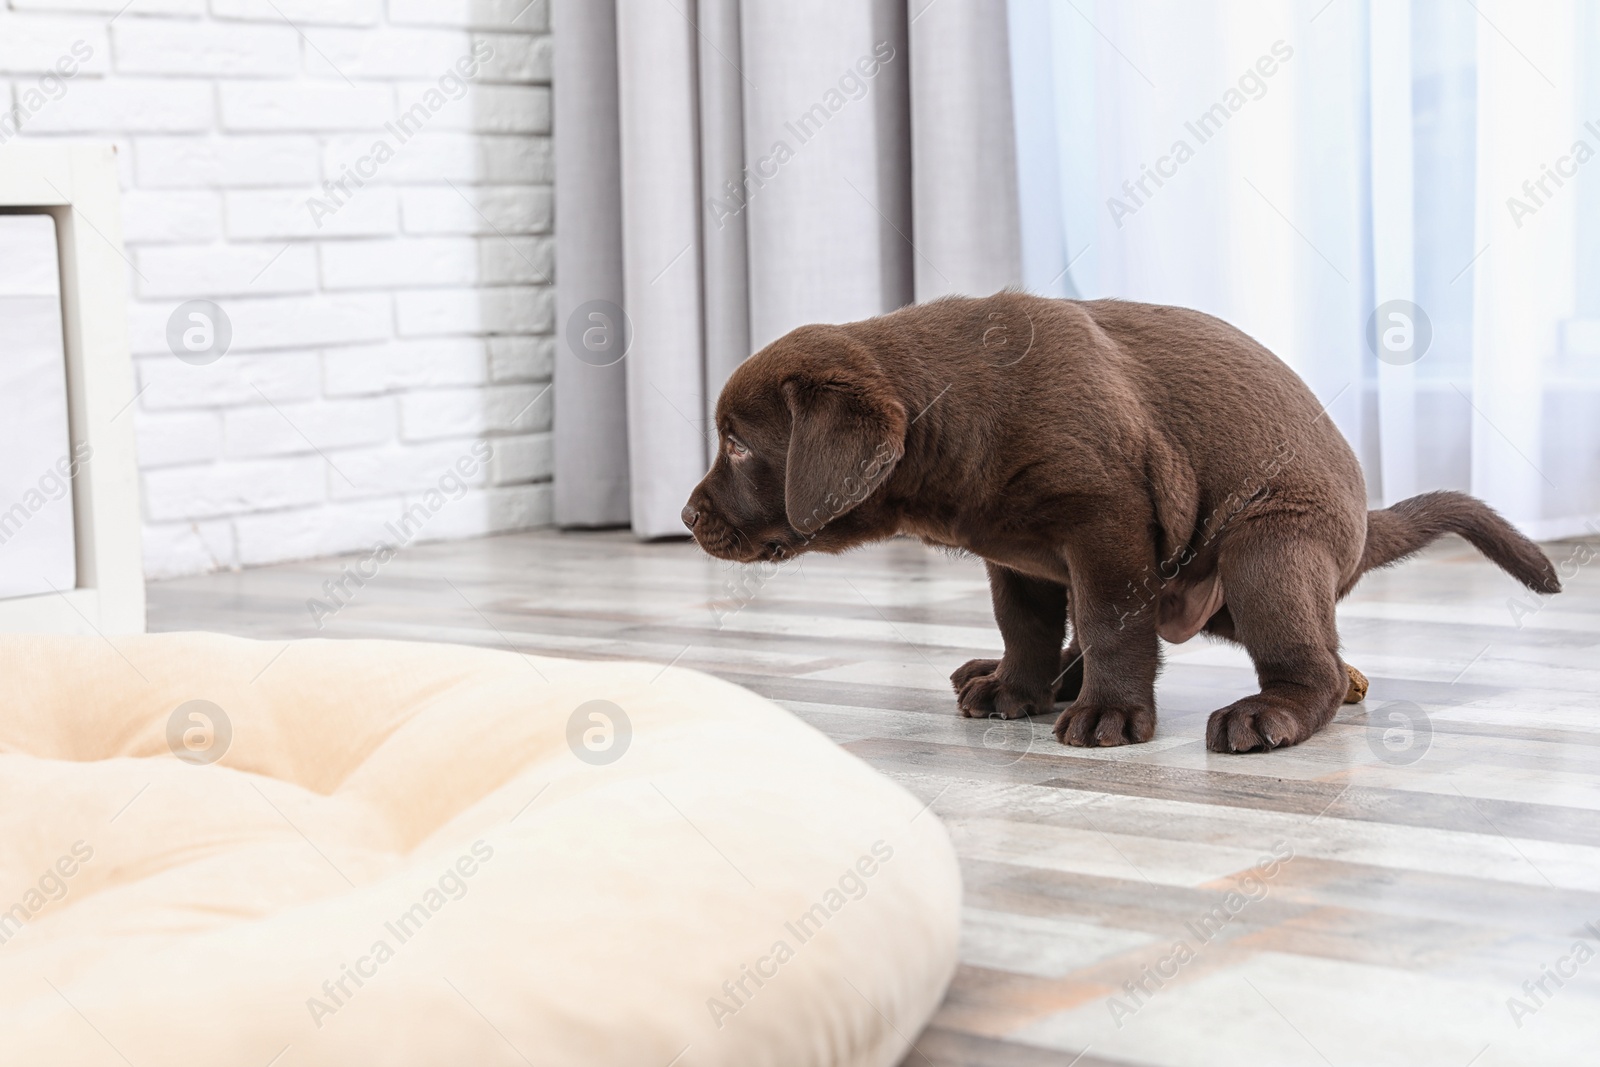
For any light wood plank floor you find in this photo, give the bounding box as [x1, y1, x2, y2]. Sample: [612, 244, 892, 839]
[149, 530, 1600, 1067]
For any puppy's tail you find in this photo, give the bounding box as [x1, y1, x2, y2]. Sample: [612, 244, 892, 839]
[1358, 490, 1560, 594]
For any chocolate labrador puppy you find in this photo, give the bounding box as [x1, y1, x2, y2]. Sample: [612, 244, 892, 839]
[681, 293, 1560, 752]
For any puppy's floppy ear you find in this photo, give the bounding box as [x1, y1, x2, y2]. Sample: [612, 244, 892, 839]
[782, 376, 905, 535]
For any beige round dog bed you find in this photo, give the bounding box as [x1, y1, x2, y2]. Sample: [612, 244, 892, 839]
[0, 633, 960, 1066]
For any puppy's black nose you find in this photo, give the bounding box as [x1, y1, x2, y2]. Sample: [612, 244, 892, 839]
[681, 503, 699, 529]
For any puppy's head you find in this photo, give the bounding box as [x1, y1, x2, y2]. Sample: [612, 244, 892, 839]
[683, 325, 906, 563]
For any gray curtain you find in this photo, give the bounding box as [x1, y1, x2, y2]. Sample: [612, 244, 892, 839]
[551, 0, 628, 526]
[553, 0, 1024, 537]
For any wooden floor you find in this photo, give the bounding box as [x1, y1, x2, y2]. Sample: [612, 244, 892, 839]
[149, 529, 1600, 1067]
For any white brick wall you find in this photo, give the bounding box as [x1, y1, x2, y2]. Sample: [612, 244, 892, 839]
[1, 0, 554, 579]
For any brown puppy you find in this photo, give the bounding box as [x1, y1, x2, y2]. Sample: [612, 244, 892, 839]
[682, 293, 1560, 752]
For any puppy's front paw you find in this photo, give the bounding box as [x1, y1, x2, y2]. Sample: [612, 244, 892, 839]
[1054, 702, 1156, 747]
[952, 651, 1085, 704]
[950, 656, 1000, 693]
[956, 673, 1051, 720]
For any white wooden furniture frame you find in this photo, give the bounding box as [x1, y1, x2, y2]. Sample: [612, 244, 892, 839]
[0, 144, 144, 633]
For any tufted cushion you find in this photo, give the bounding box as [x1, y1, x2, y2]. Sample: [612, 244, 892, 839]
[0, 633, 961, 1066]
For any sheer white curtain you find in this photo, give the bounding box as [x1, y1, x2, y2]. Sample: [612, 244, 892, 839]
[1018, 0, 1600, 538]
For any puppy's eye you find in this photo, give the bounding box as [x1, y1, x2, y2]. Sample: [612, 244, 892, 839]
[726, 438, 750, 459]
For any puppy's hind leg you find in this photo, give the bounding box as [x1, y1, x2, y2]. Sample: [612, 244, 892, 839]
[1206, 528, 1349, 753]
[953, 563, 1066, 720]
[1206, 605, 1370, 704]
